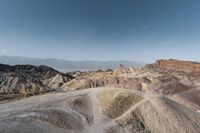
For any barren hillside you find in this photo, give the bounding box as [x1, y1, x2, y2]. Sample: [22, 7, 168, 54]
[0, 87, 199, 133]
[0, 59, 200, 133]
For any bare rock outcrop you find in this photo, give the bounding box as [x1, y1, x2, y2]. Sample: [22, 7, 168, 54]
[0, 63, 74, 96]
[146, 59, 200, 73]
[64, 60, 198, 99]
[63, 67, 156, 91]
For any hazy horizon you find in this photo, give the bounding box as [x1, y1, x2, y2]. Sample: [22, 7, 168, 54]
[0, 0, 200, 62]
[0, 55, 146, 62]
[0, 55, 145, 72]
[2, 55, 200, 64]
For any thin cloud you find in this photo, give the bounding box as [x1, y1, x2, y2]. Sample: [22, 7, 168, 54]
[1, 49, 7, 53]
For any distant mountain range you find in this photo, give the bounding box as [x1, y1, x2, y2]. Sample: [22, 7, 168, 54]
[0, 56, 145, 72]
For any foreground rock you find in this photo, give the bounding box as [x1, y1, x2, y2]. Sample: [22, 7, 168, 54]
[0, 87, 199, 133]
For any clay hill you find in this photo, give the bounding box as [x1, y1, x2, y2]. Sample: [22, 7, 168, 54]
[0, 59, 200, 133]
[64, 59, 200, 112]
[0, 87, 199, 133]
[0, 63, 73, 101]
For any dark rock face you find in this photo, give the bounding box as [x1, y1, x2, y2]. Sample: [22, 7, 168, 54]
[0, 63, 74, 95]
[0, 64, 62, 79]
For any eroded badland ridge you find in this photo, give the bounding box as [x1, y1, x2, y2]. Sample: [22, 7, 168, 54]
[0, 59, 200, 133]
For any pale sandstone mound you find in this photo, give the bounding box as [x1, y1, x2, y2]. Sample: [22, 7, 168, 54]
[0, 87, 199, 133]
[112, 95, 200, 133]
[63, 66, 157, 92]
[169, 88, 200, 111]
[63, 76, 143, 91]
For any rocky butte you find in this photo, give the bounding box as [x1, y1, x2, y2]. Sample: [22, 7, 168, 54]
[147, 59, 200, 73]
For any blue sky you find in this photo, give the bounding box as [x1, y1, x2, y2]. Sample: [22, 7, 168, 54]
[0, 0, 200, 62]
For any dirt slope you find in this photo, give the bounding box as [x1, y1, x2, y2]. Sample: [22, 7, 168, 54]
[0, 87, 199, 133]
